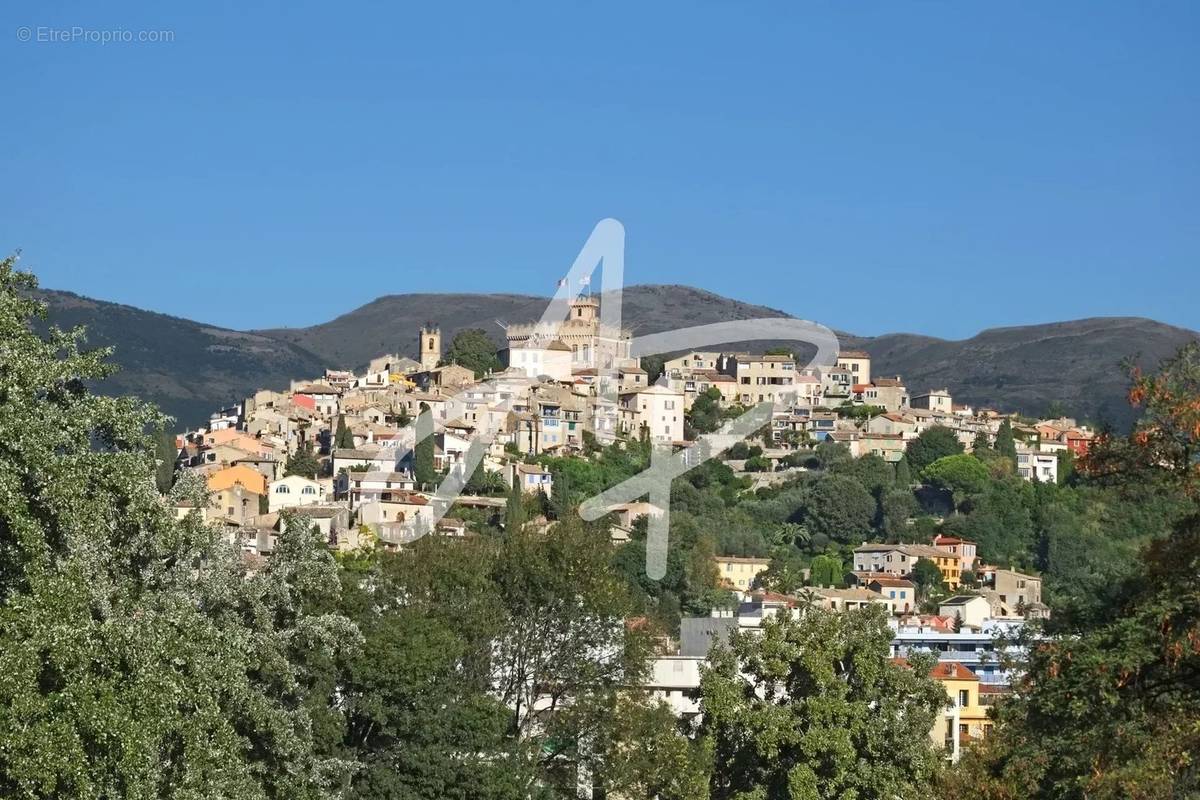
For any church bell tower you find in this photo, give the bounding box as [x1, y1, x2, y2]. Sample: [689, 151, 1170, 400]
[419, 324, 441, 371]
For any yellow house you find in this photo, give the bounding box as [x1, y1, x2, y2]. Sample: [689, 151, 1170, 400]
[713, 556, 772, 591]
[853, 544, 962, 590]
[925, 661, 991, 761]
[207, 464, 268, 496]
[928, 550, 963, 590]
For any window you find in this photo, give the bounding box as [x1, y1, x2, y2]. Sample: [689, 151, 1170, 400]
[302, 486, 316, 495]
[958, 690, 969, 707]
[275, 485, 290, 493]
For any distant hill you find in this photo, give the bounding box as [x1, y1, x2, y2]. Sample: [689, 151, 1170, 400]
[32, 285, 1198, 430]
[34, 289, 326, 426]
[255, 285, 792, 369]
[848, 317, 1200, 429]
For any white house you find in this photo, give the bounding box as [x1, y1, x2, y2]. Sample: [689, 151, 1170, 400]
[268, 475, 324, 513]
[618, 383, 685, 443]
[514, 462, 554, 496]
[938, 595, 993, 630]
[1016, 448, 1058, 483]
[507, 340, 574, 382]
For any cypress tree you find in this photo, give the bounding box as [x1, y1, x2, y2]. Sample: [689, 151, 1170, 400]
[894, 455, 912, 487]
[413, 402, 436, 488]
[995, 419, 1018, 461]
[505, 474, 526, 532]
[334, 413, 354, 449]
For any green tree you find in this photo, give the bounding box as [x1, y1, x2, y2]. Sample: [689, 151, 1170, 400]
[971, 429, 990, 453]
[743, 454, 770, 472]
[805, 474, 876, 543]
[444, 328, 501, 377]
[323, 542, 530, 800]
[894, 454, 913, 487]
[700, 606, 947, 800]
[808, 553, 843, 587]
[1056, 448, 1075, 485]
[945, 344, 1200, 800]
[641, 354, 666, 383]
[757, 548, 808, 593]
[0, 257, 356, 798]
[814, 439, 852, 469]
[153, 425, 178, 493]
[880, 488, 919, 541]
[832, 452, 893, 496]
[489, 519, 654, 790]
[994, 418, 1018, 462]
[413, 402, 436, 488]
[333, 413, 354, 449]
[688, 387, 723, 435]
[906, 425, 964, 472]
[946, 514, 1200, 800]
[909, 557, 946, 600]
[592, 697, 711, 800]
[922, 453, 991, 509]
[285, 441, 322, 479]
[504, 475, 526, 532]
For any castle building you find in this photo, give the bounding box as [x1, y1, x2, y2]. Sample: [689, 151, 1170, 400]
[419, 324, 441, 372]
[503, 296, 634, 371]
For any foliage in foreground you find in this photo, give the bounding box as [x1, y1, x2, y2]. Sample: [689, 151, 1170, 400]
[0, 256, 359, 798]
[940, 344, 1200, 800]
[701, 605, 947, 800]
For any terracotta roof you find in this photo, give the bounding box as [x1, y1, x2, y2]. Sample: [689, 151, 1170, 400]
[294, 383, 339, 395]
[929, 661, 979, 681]
[867, 576, 915, 588]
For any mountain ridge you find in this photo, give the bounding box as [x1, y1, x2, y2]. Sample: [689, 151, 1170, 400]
[32, 284, 1198, 430]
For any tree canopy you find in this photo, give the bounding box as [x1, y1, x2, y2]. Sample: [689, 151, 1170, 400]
[444, 328, 501, 378]
[922, 453, 991, 509]
[0, 256, 357, 798]
[943, 343, 1200, 800]
[906, 425, 964, 472]
[701, 605, 947, 800]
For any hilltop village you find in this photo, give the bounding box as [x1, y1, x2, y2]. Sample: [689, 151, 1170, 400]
[170, 294, 1096, 761]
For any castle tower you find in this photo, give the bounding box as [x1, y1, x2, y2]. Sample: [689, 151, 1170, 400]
[570, 295, 599, 323]
[419, 324, 441, 371]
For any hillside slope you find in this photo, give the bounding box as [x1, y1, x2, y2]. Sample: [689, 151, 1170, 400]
[256, 285, 791, 369]
[852, 317, 1199, 429]
[34, 289, 326, 426]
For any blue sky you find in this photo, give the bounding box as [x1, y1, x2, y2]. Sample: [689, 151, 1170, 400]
[2, 1, 1197, 338]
